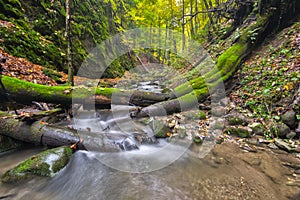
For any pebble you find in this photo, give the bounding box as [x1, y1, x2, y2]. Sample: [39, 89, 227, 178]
[274, 138, 294, 152]
[268, 143, 279, 150]
[240, 144, 257, 152]
[286, 132, 296, 139]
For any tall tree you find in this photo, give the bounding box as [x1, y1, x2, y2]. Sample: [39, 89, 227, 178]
[65, 0, 74, 86]
[181, 0, 185, 51]
[190, 0, 194, 36]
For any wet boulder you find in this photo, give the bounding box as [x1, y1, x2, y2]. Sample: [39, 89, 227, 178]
[281, 110, 296, 129]
[1, 146, 72, 184]
[209, 118, 225, 130]
[211, 106, 226, 117]
[271, 122, 290, 138]
[226, 113, 249, 126]
[147, 119, 172, 138]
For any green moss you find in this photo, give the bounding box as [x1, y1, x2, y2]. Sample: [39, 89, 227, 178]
[208, 43, 247, 81]
[173, 41, 247, 99]
[94, 87, 120, 97]
[1, 76, 122, 104]
[225, 127, 251, 138]
[185, 110, 206, 120]
[52, 147, 72, 173]
[227, 116, 248, 126]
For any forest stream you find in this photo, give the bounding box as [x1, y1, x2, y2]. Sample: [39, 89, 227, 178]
[0, 76, 300, 200]
[0, 0, 300, 199]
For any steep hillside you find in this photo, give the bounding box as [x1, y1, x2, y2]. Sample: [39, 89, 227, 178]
[228, 19, 300, 137]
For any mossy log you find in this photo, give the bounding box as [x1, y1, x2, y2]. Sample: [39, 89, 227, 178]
[0, 76, 170, 107]
[0, 111, 123, 152]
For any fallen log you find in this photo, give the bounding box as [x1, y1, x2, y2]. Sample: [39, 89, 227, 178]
[0, 76, 170, 108]
[0, 111, 136, 152]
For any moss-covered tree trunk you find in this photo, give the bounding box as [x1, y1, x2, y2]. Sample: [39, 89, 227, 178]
[0, 76, 170, 108]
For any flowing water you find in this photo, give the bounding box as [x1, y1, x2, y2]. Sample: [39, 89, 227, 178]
[0, 107, 215, 200]
[1, 136, 299, 200]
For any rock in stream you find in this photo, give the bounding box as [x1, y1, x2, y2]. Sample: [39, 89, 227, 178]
[1, 146, 72, 184]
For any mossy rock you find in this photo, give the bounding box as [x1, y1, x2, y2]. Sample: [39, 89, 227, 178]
[210, 119, 225, 130]
[184, 110, 206, 120]
[248, 123, 266, 136]
[227, 115, 248, 126]
[225, 127, 252, 138]
[151, 120, 172, 138]
[1, 146, 72, 184]
[281, 110, 296, 129]
[192, 135, 204, 144]
[271, 122, 290, 138]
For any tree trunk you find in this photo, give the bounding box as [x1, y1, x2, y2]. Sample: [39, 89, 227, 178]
[66, 0, 74, 86]
[203, 0, 216, 32]
[0, 76, 170, 107]
[0, 111, 141, 152]
[190, 0, 194, 36]
[182, 0, 185, 51]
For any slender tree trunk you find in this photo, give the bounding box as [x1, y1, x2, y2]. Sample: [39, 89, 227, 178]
[182, 0, 185, 51]
[163, 23, 169, 63]
[158, 19, 162, 62]
[203, 0, 216, 32]
[190, 0, 194, 36]
[66, 0, 74, 86]
[169, 0, 177, 54]
[195, 0, 199, 31]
